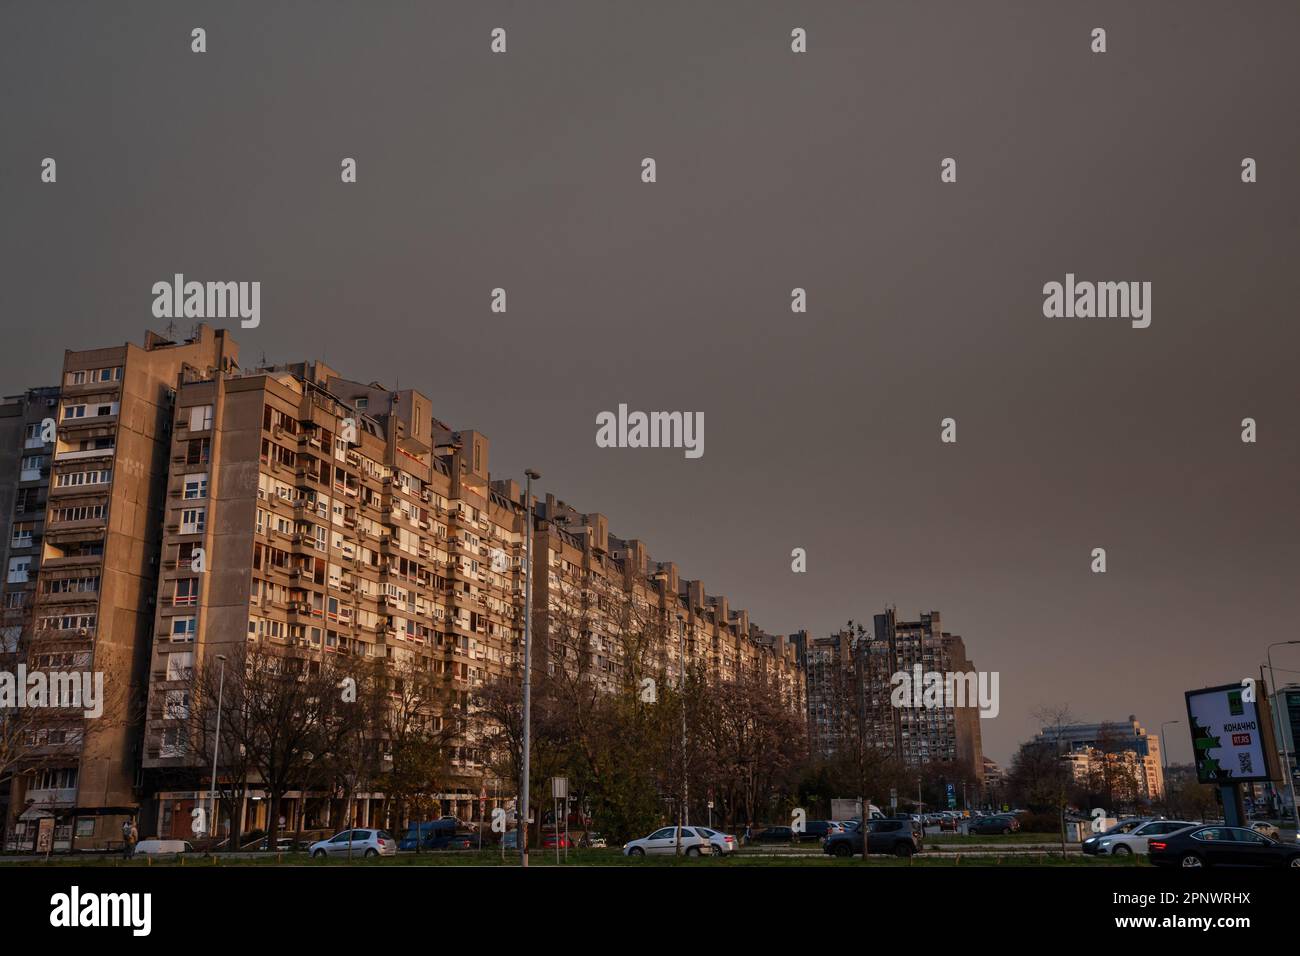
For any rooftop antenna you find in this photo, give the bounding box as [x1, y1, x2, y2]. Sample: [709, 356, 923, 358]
[163, 320, 178, 340]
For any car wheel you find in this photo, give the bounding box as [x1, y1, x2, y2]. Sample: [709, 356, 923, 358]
[1001, 828, 1010, 835]
[364, 848, 378, 858]
[894, 844, 912, 858]
[628, 846, 644, 857]
[686, 846, 700, 857]
[1113, 844, 1132, 856]
[832, 843, 853, 858]
[312, 849, 326, 859]
[1288, 856, 1300, 868]
[1180, 854, 1203, 868]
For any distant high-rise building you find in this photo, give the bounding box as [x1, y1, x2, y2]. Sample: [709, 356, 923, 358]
[797, 609, 984, 789]
[1035, 716, 1164, 801]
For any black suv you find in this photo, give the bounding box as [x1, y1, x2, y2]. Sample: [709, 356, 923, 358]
[824, 819, 922, 858]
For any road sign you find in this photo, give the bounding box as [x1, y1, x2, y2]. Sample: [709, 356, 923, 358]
[890, 787, 898, 809]
[551, 776, 568, 800]
[946, 783, 956, 809]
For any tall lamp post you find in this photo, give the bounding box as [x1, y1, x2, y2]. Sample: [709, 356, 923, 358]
[1266, 641, 1300, 834]
[1159, 720, 1178, 807]
[675, 613, 687, 856]
[207, 654, 227, 848]
[1159, 720, 1178, 771]
[520, 469, 540, 867]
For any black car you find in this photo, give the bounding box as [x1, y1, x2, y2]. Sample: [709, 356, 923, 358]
[823, 819, 921, 858]
[970, 814, 1019, 835]
[751, 826, 795, 844]
[796, 821, 838, 843]
[1148, 825, 1300, 869]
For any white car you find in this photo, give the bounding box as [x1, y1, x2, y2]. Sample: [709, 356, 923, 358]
[696, 826, 738, 855]
[1096, 820, 1197, 856]
[623, 826, 715, 857]
[308, 828, 397, 859]
[134, 839, 193, 856]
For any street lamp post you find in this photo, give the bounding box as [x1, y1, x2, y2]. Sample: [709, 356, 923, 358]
[520, 469, 540, 867]
[1159, 720, 1179, 771]
[207, 654, 227, 848]
[1159, 720, 1178, 808]
[1266, 641, 1300, 834]
[681, 616, 691, 858]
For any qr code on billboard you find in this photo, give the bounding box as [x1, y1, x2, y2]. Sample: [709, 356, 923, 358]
[1238, 752, 1254, 775]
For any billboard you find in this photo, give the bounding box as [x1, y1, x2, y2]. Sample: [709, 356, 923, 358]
[1185, 682, 1279, 784]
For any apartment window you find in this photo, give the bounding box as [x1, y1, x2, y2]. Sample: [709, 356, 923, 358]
[10, 522, 33, 548]
[188, 405, 214, 431]
[56, 468, 110, 488]
[34, 767, 77, 791]
[186, 438, 211, 465]
[180, 508, 206, 534]
[173, 578, 199, 607]
[51, 504, 106, 523]
[38, 613, 96, 632]
[166, 652, 194, 681]
[42, 576, 99, 595]
[4, 591, 28, 609]
[183, 474, 208, 499]
[20, 455, 47, 480]
[164, 690, 190, 720]
[171, 616, 196, 640]
[7, 557, 32, 584]
[160, 727, 187, 758]
[176, 542, 199, 570]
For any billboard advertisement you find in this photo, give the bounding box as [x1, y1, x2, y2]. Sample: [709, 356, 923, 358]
[1185, 682, 1279, 784]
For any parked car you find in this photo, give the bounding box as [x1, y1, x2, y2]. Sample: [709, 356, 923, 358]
[1251, 821, 1281, 841]
[501, 829, 519, 851]
[134, 839, 193, 856]
[970, 814, 1020, 835]
[1148, 825, 1300, 868]
[696, 826, 738, 855]
[542, 831, 573, 849]
[1089, 820, 1197, 856]
[308, 828, 397, 858]
[429, 831, 478, 850]
[751, 825, 796, 844]
[797, 820, 839, 843]
[1080, 817, 1150, 855]
[623, 826, 715, 857]
[400, 819, 459, 850]
[823, 819, 922, 858]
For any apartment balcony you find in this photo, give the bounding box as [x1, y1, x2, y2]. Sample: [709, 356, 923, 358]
[38, 553, 103, 572]
[46, 515, 107, 535]
[58, 413, 118, 433]
[54, 447, 115, 463]
[24, 787, 77, 808]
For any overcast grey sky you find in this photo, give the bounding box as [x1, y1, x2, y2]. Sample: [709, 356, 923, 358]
[3, 1, 1298, 764]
